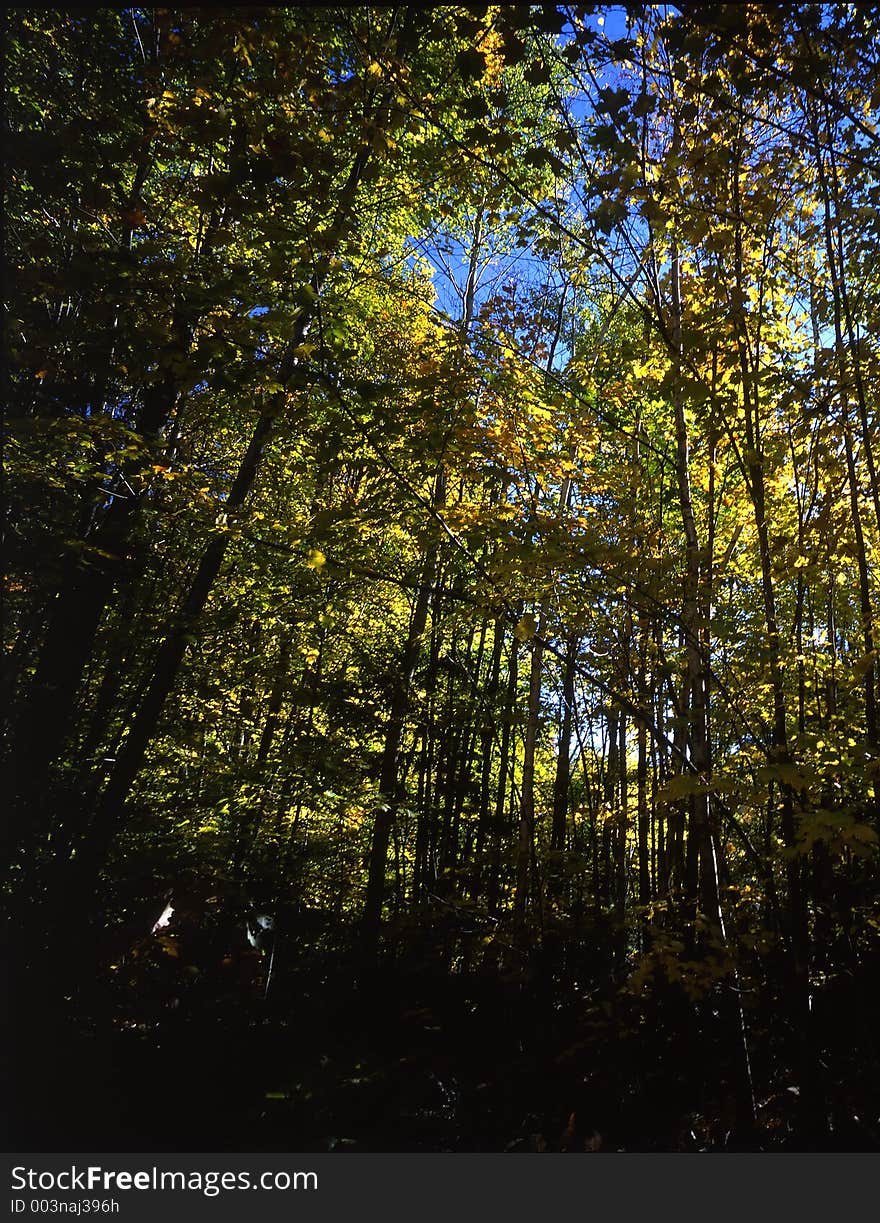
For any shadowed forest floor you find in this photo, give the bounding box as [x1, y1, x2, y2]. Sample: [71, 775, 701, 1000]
[7, 916, 880, 1153]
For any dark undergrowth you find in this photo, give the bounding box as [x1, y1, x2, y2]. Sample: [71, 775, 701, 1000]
[6, 901, 880, 1154]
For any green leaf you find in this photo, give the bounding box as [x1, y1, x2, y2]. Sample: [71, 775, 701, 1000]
[632, 92, 656, 118]
[455, 49, 486, 79]
[522, 61, 550, 87]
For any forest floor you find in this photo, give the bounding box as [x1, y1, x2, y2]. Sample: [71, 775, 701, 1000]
[7, 920, 880, 1154]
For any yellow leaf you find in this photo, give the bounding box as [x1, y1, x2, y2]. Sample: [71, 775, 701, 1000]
[306, 548, 326, 571]
[852, 651, 877, 680]
[656, 773, 708, 804]
[514, 613, 537, 642]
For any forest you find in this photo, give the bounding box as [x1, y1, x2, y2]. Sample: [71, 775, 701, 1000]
[4, 3, 880, 1153]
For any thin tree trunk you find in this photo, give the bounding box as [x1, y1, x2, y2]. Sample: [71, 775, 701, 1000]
[515, 606, 546, 928]
[551, 632, 577, 854]
[362, 487, 443, 947]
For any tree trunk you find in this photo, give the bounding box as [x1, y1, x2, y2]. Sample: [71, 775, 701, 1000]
[362, 490, 443, 947]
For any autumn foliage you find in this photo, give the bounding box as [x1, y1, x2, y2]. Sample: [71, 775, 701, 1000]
[4, 5, 880, 1151]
